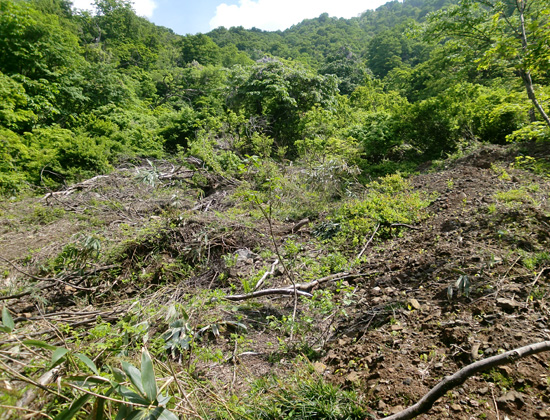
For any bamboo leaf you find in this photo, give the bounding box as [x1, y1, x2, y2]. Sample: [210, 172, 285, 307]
[1, 307, 14, 332]
[23, 339, 57, 350]
[122, 362, 145, 396]
[75, 353, 99, 375]
[157, 408, 179, 420]
[141, 348, 158, 402]
[51, 347, 69, 368]
[53, 393, 92, 420]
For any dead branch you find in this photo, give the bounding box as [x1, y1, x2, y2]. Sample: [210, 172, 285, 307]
[16, 368, 60, 409]
[225, 288, 312, 301]
[357, 224, 380, 260]
[158, 168, 195, 180]
[390, 223, 421, 230]
[253, 259, 279, 291]
[0, 258, 117, 300]
[42, 175, 108, 199]
[281, 218, 310, 234]
[0, 309, 124, 345]
[294, 272, 366, 291]
[383, 340, 550, 420]
[225, 272, 367, 301]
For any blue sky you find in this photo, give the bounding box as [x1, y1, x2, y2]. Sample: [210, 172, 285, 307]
[72, 0, 392, 35]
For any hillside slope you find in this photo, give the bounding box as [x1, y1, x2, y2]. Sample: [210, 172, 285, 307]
[0, 143, 549, 419]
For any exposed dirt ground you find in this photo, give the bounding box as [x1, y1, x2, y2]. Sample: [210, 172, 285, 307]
[1, 144, 549, 419]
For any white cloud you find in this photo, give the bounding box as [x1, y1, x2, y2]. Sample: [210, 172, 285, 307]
[209, 0, 389, 31]
[72, 0, 157, 18]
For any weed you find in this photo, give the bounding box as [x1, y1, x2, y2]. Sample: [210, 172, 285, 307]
[330, 173, 430, 249]
[494, 188, 536, 206]
[483, 368, 514, 391]
[521, 251, 550, 270]
[24, 204, 65, 225]
[217, 364, 368, 419]
[491, 163, 511, 180]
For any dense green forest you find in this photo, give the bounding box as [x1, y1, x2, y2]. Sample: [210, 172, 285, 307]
[1, 0, 548, 195]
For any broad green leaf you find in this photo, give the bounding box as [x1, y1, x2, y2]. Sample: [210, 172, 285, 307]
[122, 362, 144, 396]
[53, 393, 92, 420]
[92, 387, 114, 420]
[23, 339, 57, 350]
[117, 386, 149, 405]
[141, 349, 157, 402]
[65, 376, 109, 387]
[1, 307, 14, 332]
[157, 394, 171, 406]
[158, 408, 179, 420]
[75, 353, 99, 375]
[114, 404, 132, 420]
[111, 367, 126, 384]
[51, 347, 69, 368]
[93, 397, 106, 420]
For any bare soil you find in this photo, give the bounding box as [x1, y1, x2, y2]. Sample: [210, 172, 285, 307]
[1, 145, 549, 419]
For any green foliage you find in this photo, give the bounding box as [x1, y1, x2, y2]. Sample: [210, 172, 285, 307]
[179, 34, 222, 66]
[331, 174, 431, 247]
[0, 306, 14, 333]
[425, 0, 550, 127]
[52, 234, 101, 272]
[227, 60, 339, 154]
[219, 367, 368, 419]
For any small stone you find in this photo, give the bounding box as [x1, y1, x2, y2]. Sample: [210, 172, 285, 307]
[497, 390, 525, 409]
[371, 287, 382, 296]
[450, 403, 462, 412]
[409, 298, 421, 310]
[313, 362, 327, 374]
[390, 405, 404, 415]
[497, 298, 521, 313]
[537, 411, 550, 418]
[377, 400, 387, 410]
[403, 377, 413, 386]
[469, 399, 480, 407]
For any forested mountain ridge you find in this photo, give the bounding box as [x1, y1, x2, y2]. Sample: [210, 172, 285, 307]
[2, 0, 548, 195]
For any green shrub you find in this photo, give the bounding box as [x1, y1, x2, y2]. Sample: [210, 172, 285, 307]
[331, 173, 431, 247]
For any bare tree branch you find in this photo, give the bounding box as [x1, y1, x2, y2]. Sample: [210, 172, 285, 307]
[383, 340, 550, 420]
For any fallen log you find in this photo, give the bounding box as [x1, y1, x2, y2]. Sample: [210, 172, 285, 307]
[383, 340, 550, 420]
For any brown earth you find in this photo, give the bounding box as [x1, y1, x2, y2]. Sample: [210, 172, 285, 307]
[0, 144, 549, 419]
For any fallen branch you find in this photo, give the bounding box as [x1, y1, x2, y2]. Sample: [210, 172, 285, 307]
[42, 175, 108, 199]
[253, 259, 279, 291]
[383, 340, 550, 420]
[357, 224, 380, 260]
[225, 288, 312, 301]
[17, 368, 60, 409]
[390, 223, 421, 230]
[0, 258, 117, 300]
[225, 272, 367, 301]
[294, 272, 366, 291]
[281, 218, 310, 234]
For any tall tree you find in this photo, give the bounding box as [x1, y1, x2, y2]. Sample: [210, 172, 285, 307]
[426, 0, 550, 128]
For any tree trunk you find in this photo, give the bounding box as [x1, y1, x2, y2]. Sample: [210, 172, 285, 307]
[517, 0, 550, 128]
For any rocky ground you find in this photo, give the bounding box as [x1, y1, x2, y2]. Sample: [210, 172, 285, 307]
[0, 143, 549, 419]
